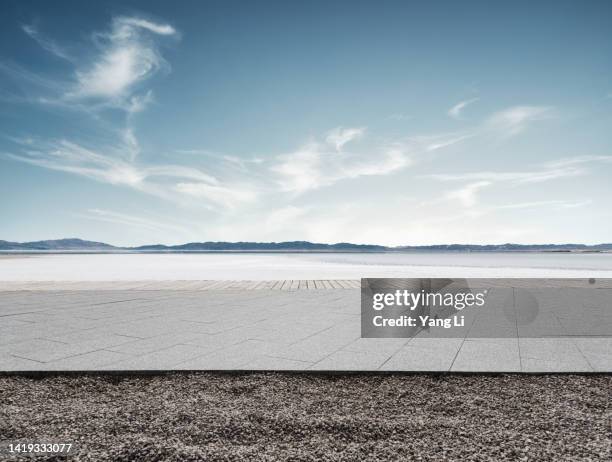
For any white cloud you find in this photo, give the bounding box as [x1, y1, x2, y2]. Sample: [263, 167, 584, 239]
[0, 61, 64, 94]
[425, 167, 584, 184]
[5, 137, 255, 209]
[6, 17, 174, 114]
[445, 181, 491, 207]
[122, 128, 140, 161]
[485, 105, 553, 137]
[271, 135, 412, 194]
[325, 126, 365, 151]
[543, 155, 612, 168]
[426, 155, 612, 185]
[272, 142, 325, 193]
[126, 90, 154, 114]
[145, 165, 219, 185]
[7, 140, 145, 187]
[494, 199, 592, 210]
[8, 127, 420, 209]
[270, 128, 476, 194]
[174, 182, 255, 209]
[344, 144, 412, 177]
[68, 16, 176, 101]
[22, 24, 73, 61]
[448, 97, 479, 119]
[111, 17, 176, 37]
[84, 208, 190, 236]
[420, 133, 474, 151]
[418, 154, 609, 219]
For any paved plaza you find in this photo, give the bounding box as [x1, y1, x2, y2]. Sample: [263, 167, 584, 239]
[0, 280, 610, 372]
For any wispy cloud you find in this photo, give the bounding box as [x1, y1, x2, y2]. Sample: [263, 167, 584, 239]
[22, 24, 74, 61]
[6, 139, 146, 187]
[271, 130, 412, 193]
[3, 15, 176, 115]
[325, 126, 365, 151]
[270, 127, 478, 194]
[68, 16, 176, 104]
[426, 167, 583, 184]
[417, 133, 474, 151]
[485, 105, 553, 137]
[494, 199, 592, 210]
[271, 142, 332, 193]
[4, 137, 255, 209]
[448, 97, 479, 120]
[125, 89, 154, 115]
[174, 182, 256, 209]
[83, 208, 191, 236]
[445, 180, 491, 207]
[420, 155, 609, 213]
[426, 155, 611, 185]
[0, 61, 65, 95]
[543, 155, 612, 168]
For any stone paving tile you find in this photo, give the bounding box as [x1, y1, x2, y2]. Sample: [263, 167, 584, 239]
[253, 322, 336, 345]
[451, 339, 521, 372]
[517, 315, 568, 338]
[183, 326, 272, 350]
[4, 338, 102, 363]
[573, 337, 612, 372]
[43, 317, 118, 331]
[380, 338, 463, 372]
[519, 338, 593, 372]
[106, 332, 202, 356]
[0, 352, 43, 371]
[0, 318, 34, 328]
[310, 349, 395, 371]
[466, 316, 517, 338]
[43, 331, 138, 350]
[342, 337, 410, 355]
[0, 326, 42, 346]
[557, 313, 612, 337]
[176, 320, 226, 335]
[40, 349, 130, 370]
[4, 312, 58, 323]
[106, 344, 211, 370]
[99, 319, 196, 339]
[1, 323, 78, 345]
[243, 355, 311, 370]
[270, 324, 360, 363]
[175, 340, 271, 370]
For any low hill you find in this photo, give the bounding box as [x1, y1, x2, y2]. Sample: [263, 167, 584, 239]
[0, 238, 117, 251]
[1, 239, 610, 252]
[133, 241, 387, 251]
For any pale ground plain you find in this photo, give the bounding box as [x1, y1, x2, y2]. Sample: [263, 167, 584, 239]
[2, 252, 612, 280]
[0, 253, 610, 372]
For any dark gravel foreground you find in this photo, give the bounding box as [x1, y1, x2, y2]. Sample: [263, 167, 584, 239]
[0, 373, 610, 461]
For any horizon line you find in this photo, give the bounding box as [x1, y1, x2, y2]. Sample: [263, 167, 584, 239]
[1, 237, 611, 249]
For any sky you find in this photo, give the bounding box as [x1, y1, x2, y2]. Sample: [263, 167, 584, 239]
[1, 0, 611, 246]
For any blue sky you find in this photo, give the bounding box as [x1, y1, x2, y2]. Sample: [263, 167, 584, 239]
[1, 0, 611, 246]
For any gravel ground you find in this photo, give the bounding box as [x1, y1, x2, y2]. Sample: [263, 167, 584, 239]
[0, 373, 610, 461]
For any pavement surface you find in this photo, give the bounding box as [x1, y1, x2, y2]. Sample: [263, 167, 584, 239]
[0, 280, 610, 372]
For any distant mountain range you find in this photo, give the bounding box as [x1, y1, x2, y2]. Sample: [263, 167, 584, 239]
[1, 238, 611, 252]
[0, 238, 115, 251]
